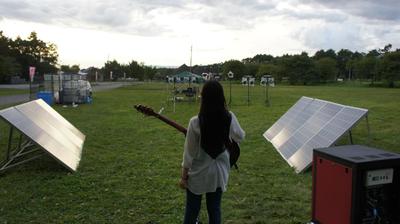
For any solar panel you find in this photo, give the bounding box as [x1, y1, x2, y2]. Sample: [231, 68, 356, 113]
[0, 99, 85, 172]
[263, 97, 368, 173]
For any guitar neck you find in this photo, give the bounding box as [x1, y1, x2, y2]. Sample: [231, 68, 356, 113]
[155, 114, 187, 135]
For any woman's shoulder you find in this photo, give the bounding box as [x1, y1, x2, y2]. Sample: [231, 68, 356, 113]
[228, 111, 237, 119]
[189, 115, 199, 122]
[188, 115, 200, 133]
[189, 115, 199, 127]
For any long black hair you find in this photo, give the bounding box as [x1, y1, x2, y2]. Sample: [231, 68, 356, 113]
[199, 80, 231, 158]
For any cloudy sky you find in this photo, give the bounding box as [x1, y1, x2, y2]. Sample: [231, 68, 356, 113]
[0, 0, 399, 68]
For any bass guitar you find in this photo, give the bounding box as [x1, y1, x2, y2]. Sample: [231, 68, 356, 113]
[134, 104, 240, 169]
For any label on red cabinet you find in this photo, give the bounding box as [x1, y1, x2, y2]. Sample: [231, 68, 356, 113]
[365, 168, 394, 186]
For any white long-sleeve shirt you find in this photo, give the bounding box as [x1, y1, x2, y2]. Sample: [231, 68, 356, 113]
[182, 111, 245, 195]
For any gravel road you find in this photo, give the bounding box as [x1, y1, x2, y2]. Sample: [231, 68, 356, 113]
[0, 82, 136, 106]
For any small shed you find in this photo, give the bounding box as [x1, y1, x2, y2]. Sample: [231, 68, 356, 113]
[172, 71, 204, 83]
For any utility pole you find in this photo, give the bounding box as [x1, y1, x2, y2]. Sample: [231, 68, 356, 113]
[190, 45, 193, 73]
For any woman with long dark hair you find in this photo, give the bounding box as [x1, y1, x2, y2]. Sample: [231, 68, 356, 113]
[180, 80, 245, 224]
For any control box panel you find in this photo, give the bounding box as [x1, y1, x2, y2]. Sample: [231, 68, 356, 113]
[366, 168, 394, 186]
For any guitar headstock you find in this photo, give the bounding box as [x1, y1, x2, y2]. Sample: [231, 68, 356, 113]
[134, 104, 157, 117]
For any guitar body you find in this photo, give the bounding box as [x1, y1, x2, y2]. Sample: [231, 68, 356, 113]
[134, 104, 240, 169]
[226, 140, 240, 169]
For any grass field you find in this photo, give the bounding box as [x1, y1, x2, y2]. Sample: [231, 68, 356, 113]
[0, 88, 28, 97]
[0, 82, 399, 223]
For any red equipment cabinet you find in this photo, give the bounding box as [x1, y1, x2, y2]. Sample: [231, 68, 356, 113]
[311, 145, 400, 224]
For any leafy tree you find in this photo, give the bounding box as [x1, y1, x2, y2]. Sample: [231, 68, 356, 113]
[313, 49, 337, 60]
[337, 49, 353, 79]
[380, 51, 400, 87]
[10, 32, 58, 79]
[0, 31, 12, 57]
[144, 66, 157, 80]
[70, 65, 80, 73]
[367, 49, 380, 57]
[379, 44, 392, 55]
[0, 56, 20, 83]
[103, 60, 123, 81]
[243, 63, 259, 77]
[126, 60, 144, 80]
[155, 67, 175, 80]
[256, 63, 280, 79]
[61, 64, 80, 73]
[242, 54, 274, 64]
[315, 57, 338, 82]
[283, 52, 315, 84]
[222, 60, 245, 79]
[0, 32, 19, 83]
[353, 56, 379, 84]
[343, 51, 364, 80]
[85, 67, 102, 81]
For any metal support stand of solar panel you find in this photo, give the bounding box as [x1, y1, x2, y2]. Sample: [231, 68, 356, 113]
[0, 126, 45, 173]
[348, 130, 353, 144]
[335, 114, 370, 147]
[365, 114, 371, 144]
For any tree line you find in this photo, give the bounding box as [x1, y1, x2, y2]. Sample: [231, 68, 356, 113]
[158, 45, 400, 88]
[220, 45, 400, 87]
[0, 31, 157, 83]
[0, 31, 58, 83]
[1, 31, 399, 87]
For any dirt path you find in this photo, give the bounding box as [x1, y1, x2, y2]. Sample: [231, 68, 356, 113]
[0, 82, 137, 106]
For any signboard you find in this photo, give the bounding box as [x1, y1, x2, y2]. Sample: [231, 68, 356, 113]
[29, 66, 36, 82]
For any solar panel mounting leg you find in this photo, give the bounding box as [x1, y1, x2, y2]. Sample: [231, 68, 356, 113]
[0, 150, 43, 172]
[6, 126, 13, 161]
[365, 114, 371, 144]
[349, 130, 354, 144]
[1, 129, 44, 173]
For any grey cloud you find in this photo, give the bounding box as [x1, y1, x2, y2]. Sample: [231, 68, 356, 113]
[185, 0, 278, 30]
[1, 0, 399, 42]
[0, 0, 173, 36]
[80, 1, 133, 27]
[296, 21, 400, 53]
[0, 0, 350, 34]
[279, 8, 348, 23]
[297, 24, 366, 51]
[0, 0, 40, 22]
[304, 0, 400, 21]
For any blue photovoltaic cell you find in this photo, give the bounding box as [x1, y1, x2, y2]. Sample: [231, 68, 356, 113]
[263, 96, 368, 173]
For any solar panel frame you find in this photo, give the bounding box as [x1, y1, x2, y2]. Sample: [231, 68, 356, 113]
[263, 96, 368, 173]
[0, 99, 85, 172]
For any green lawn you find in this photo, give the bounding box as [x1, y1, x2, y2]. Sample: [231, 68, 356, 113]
[0, 83, 399, 223]
[0, 88, 28, 97]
